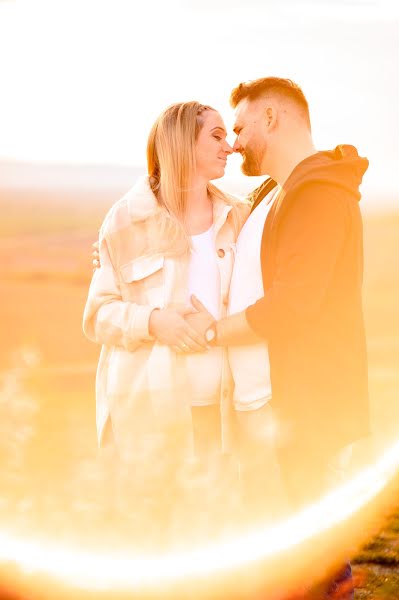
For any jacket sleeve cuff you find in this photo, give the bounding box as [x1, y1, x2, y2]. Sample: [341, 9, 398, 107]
[130, 304, 160, 342]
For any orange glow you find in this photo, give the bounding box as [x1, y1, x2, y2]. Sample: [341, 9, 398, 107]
[0, 438, 395, 594]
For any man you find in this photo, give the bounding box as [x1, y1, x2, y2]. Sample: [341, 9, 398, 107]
[188, 76, 370, 599]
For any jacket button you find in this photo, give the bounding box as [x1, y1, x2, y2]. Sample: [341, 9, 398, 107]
[217, 248, 225, 258]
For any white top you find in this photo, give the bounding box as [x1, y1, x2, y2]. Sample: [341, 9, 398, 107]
[185, 225, 223, 406]
[227, 187, 279, 411]
[187, 225, 221, 320]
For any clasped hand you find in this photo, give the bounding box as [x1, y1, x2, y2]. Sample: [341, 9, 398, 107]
[92, 241, 214, 354]
[184, 295, 215, 351]
[149, 296, 214, 353]
[149, 296, 214, 354]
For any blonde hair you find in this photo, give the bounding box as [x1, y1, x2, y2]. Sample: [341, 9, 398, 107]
[146, 101, 231, 255]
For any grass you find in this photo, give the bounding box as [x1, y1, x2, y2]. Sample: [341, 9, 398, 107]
[353, 506, 399, 598]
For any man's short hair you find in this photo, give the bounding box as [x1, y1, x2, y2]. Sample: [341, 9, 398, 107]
[230, 76, 311, 128]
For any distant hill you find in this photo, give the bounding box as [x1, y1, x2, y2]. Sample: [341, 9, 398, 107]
[0, 160, 264, 203]
[0, 161, 146, 192]
[0, 160, 397, 214]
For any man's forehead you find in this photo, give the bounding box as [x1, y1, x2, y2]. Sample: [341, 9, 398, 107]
[234, 98, 250, 123]
[233, 97, 262, 126]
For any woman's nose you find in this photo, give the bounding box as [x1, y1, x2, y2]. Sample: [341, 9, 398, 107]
[224, 141, 234, 154]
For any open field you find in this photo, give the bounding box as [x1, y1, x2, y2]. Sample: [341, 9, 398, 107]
[0, 185, 398, 598]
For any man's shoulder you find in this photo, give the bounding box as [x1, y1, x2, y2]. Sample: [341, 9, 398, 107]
[284, 180, 362, 215]
[277, 181, 362, 238]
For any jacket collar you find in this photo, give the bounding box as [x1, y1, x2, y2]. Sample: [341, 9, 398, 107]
[126, 176, 162, 222]
[213, 198, 232, 237]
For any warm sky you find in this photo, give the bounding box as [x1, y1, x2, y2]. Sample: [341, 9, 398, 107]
[1, 0, 398, 198]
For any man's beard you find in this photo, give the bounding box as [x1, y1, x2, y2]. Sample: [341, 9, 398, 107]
[240, 143, 264, 176]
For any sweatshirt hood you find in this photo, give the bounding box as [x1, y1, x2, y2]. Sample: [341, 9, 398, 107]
[282, 145, 369, 202]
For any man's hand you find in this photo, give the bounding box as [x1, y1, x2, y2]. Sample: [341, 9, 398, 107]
[92, 240, 100, 270]
[188, 295, 264, 347]
[149, 305, 209, 353]
[184, 295, 215, 341]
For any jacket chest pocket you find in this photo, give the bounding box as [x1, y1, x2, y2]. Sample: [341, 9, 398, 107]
[119, 254, 166, 306]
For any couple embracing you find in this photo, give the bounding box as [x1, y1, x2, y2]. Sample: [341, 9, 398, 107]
[83, 76, 370, 599]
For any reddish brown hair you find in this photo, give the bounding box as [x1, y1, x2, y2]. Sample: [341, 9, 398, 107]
[230, 76, 311, 128]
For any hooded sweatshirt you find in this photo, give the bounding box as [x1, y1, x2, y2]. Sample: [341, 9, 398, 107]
[245, 145, 370, 456]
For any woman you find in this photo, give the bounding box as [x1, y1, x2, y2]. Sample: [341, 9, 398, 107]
[83, 101, 249, 464]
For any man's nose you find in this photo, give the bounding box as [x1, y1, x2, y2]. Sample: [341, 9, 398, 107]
[233, 138, 241, 153]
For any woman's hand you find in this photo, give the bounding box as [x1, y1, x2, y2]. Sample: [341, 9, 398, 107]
[149, 305, 209, 353]
[185, 295, 215, 338]
[92, 243, 207, 352]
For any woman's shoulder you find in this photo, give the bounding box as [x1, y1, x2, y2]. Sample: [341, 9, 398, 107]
[100, 176, 159, 238]
[99, 194, 131, 239]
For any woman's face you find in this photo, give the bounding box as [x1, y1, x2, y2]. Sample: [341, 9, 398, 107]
[195, 110, 233, 181]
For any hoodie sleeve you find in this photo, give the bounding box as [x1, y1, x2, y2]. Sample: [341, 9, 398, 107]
[245, 182, 349, 338]
[82, 232, 157, 351]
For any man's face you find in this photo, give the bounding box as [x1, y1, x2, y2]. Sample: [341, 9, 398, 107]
[232, 98, 269, 176]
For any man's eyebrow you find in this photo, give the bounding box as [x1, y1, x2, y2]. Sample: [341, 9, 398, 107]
[210, 126, 227, 134]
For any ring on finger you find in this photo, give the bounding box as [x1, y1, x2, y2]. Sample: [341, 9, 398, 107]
[181, 342, 189, 351]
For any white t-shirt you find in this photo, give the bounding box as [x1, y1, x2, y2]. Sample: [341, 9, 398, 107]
[187, 225, 221, 320]
[186, 225, 223, 406]
[228, 187, 279, 411]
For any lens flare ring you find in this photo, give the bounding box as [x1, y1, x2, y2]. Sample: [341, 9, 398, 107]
[0, 439, 398, 592]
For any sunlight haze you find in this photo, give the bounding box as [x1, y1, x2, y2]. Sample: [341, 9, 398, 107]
[0, 0, 398, 200]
